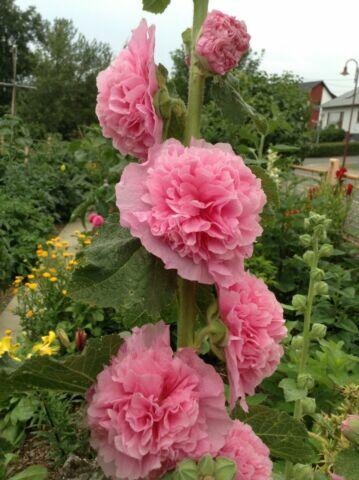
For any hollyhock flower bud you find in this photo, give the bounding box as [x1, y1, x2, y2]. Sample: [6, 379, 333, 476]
[117, 139, 266, 287]
[217, 272, 286, 409]
[331, 475, 345, 480]
[75, 329, 87, 352]
[56, 328, 70, 348]
[96, 20, 162, 160]
[219, 420, 272, 479]
[89, 214, 105, 228]
[319, 243, 333, 258]
[346, 183, 353, 196]
[196, 10, 250, 75]
[310, 323, 327, 339]
[87, 322, 231, 480]
[341, 415, 359, 445]
[297, 373, 314, 390]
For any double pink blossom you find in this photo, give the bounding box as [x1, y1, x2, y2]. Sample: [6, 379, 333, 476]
[96, 20, 162, 160]
[218, 272, 287, 409]
[88, 213, 105, 228]
[219, 420, 272, 480]
[87, 322, 231, 480]
[196, 10, 250, 75]
[116, 139, 266, 288]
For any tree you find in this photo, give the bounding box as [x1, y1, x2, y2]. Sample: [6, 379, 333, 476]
[0, 0, 45, 113]
[18, 19, 112, 138]
[169, 47, 310, 151]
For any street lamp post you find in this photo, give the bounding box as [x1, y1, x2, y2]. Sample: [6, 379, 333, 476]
[340, 58, 359, 167]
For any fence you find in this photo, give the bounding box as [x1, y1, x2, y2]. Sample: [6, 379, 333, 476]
[292, 158, 359, 242]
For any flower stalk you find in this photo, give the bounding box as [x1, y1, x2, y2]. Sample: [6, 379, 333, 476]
[177, 0, 209, 349]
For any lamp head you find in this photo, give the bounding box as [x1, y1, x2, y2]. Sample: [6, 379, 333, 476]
[341, 65, 349, 76]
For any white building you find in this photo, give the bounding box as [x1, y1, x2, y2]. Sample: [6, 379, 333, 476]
[321, 88, 359, 139]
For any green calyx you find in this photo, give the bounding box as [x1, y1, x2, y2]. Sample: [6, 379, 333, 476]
[164, 456, 236, 480]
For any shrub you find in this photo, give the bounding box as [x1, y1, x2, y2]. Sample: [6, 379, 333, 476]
[308, 141, 359, 157]
[319, 125, 346, 143]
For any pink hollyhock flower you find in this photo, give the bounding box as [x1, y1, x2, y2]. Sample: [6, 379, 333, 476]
[218, 272, 287, 409]
[219, 420, 272, 479]
[87, 322, 231, 480]
[96, 20, 162, 160]
[116, 139, 266, 287]
[196, 10, 250, 75]
[88, 213, 105, 228]
[331, 474, 345, 480]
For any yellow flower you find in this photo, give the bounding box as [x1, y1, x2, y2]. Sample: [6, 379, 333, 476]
[62, 241, 69, 248]
[69, 259, 78, 266]
[51, 253, 57, 259]
[12, 288, 19, 294]
[46, 240, 54, 246]
[49, 268, 57, 274]
[37, 244, 43, 249]
[63, 252, 71, 258]
[42, 272, 51, 278]
[26, 310, 34, 318]
[84, 239, 92, 245]
[62, 289, 68, 296]
[49, 277, 57, 282]
[0, 331, 20, 360]
[27, 274, 35, 279]
[78, 233, 86, 239]
[25, 282, 38, 290]
[60, 164, 66, 172]
[55, 242, 63, 249]
[32, 331, 59, 356]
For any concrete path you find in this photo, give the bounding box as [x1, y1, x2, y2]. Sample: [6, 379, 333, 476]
[0, 219, 88, 337]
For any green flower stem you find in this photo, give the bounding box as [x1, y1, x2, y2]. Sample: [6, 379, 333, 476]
[177, 0, 209, 349]
[294, 234, 319, 419]
[284, 234, 320, 479]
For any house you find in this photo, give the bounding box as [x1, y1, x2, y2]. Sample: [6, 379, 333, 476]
[300, 81, 336, 127]
[321, 88, 359, 140]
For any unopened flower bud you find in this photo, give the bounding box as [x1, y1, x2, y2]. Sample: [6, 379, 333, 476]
[314, 281, 328, 296]
[297, 373, 314, 390]
[341, 415, 359, 446]
[299, 234, 312, 247]
[301, 397, 316, 415]
[291, 335, 304, 349]
[56, 328, 70, 348]
[176, 459, 198, 480]
[214, 457, 237, 480]
[312, 268, 325, 281]
[292, 294, 307, 313]
[319, 244, 333, 258]
[303, 250, 315, 266]
[198, 455, 215, 476]
[75, 329, 87, 352]
[310, 323, 327, 339]
[292, 463, 314, 480]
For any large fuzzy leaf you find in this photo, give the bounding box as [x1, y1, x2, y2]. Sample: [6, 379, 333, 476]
[142, 0, 171, 14]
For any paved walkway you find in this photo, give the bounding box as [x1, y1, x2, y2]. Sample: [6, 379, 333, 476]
[0, 219, 87, 337]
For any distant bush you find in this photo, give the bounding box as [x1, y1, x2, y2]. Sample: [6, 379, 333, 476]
[319, 125, 346, 143]
[308, 141, 359, 157]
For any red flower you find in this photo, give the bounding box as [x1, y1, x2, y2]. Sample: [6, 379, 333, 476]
[346, 183, 354, 196]
[336, 167, 347, 180]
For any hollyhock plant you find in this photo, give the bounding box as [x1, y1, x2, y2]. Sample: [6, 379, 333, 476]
[218, 271, 286, 409]
[87, 322, 231, 480]
[196, 10, 250, 75]
[219, 420, 272, 480]
[96, 20, 162, 160]
[116, 138, 266, 287]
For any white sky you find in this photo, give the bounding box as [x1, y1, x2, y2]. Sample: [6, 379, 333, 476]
[16, 0, 359, 96]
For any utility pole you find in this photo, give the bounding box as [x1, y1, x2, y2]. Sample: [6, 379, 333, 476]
[340, 58, 359, 168]
[0, 44, 36, 115]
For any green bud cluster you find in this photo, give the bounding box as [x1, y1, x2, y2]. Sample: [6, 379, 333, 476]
[162, 456, 237, 480]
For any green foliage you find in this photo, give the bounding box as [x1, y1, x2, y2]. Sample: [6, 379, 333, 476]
[70, 216, 177, 325]
[17, 19, 111, 137]
[319, 125, 346, 143]
[334, 447, 359, 480]
[249, 165, 280, 207]
[0, 334, 123, 400]
[7, 465, 48, 480]
[308, 141, 359, 157]
[236, 405, 314, 463]
[0, 0, 45, 113]
[142, 0, 171, 14]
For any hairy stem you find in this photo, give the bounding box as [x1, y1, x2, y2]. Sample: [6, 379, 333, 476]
[177, 0, 209, 349]
[285, 235, 319, 479]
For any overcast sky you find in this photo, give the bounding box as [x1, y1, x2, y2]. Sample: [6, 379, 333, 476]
[16, 0, 358, 96]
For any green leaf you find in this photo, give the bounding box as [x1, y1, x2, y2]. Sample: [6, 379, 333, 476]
[0, 334, 123, 400]
[70, 218, 177, 321]
[8, 465, 48, 480]
[279, 378, 308, 402]
[236, 406, 314, 463]
[142, 0, 171, 14]
[249, 165, 280, 207]
[334, 447, 359, 480]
